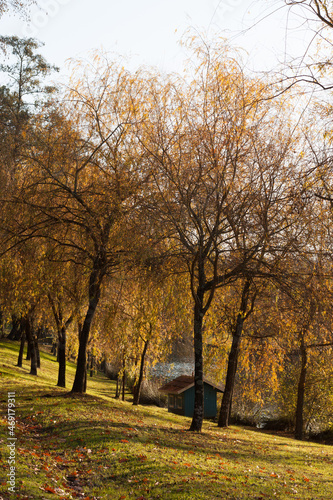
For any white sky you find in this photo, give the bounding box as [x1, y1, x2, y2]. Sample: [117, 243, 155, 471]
[0, 0, 316, 76]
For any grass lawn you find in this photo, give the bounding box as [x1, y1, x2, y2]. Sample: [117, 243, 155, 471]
[0, 339, 332, 500]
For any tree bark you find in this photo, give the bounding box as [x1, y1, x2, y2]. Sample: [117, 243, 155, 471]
[122, 370, 126, 401]
[17, 332, 25, 367]
[7, 315, 22, 340]
[48, 294, 73, 389]
[218, 315, 243, 427]
[71, 259, 105, 394]
[57, 328, 66, 388]
[218, 279, 251, 428]
[133, 338, 150, 405]
[35, 336, 40, 368]
[295, 340, 307, 440]
[115, 374, 120, 398]
[121, 355, 126, 401]
[71, 320, 91, 393]
[189, 287, 205, 432]
[24, 316, 37, 376]
[51, 341, 57, 356]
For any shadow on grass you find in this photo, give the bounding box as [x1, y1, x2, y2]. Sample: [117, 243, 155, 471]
[16, 404, 303, 472]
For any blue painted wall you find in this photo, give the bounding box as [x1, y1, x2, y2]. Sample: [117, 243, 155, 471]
[168, 382, 218, 418]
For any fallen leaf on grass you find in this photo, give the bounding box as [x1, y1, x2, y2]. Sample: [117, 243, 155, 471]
[41, 485, 56, 494]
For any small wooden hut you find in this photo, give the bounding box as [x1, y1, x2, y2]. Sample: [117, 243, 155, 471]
[159, 375, 223, 419]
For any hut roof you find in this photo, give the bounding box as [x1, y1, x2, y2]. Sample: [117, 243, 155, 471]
[159, 375, 223, 394]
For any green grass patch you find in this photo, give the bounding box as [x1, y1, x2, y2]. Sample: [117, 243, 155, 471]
[0, 339, 332, 499]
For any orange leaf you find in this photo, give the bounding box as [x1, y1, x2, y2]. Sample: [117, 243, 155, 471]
[43, 486, 56, 493]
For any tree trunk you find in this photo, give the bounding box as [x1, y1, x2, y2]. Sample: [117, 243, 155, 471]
[35, 337, 40, 368]
[71, 323, 90, 393]
[122, 371, 126, 401]
[57, 328, 66, 388]
[295, 341, 307, 440]
[7, 315, 22, 341]
[218, 279, 251, 428]
[51, 341, 57, 356]
[48, 294, 74, 389]
[115, 375, 120, 398]
[218, 314, 243, 427]
[24, 316, 37, 376]
[17, 333, 26, 367]
[83, 361, 87, 392]
[71, 262, 104, 394]
[133, 338, 149, 405]
[122, 355, 126, 401]
[189, 287, 205, 432]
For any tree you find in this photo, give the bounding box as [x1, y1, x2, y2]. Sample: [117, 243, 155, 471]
[218, 278, 256, 427]
[0, 0, 35, 18]
[47, 285, 74, 387]
[0, 236, 49, 375]
[118, 275, 176, 405]
[269, 1, 333, 93]
[136, 37, 303, 431]
[0, 38, 58, 340]
[276, 256, 333, 439]
[285, 1, 333, 33]
[12, 56, 148, 393]
[0, 36, 57, 177]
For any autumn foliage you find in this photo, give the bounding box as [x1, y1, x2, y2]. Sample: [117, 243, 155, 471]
[0, 34, 333, 439]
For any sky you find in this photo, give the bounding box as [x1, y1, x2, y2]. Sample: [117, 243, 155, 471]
[0, 0, 315, 77]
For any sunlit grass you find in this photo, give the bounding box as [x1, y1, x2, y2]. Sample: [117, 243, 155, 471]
[1, 339, 332, 499]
